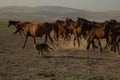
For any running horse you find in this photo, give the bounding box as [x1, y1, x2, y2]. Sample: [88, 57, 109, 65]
[14, 22, 55, 49]
[87, 22, 108, 52]
[108, 28, 120, 54]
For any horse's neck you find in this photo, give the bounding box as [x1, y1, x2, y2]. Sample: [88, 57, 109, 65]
[98, 23, 106, 30]
[21, 23, 31, 31]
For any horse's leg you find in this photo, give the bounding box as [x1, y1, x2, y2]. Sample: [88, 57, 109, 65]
[73, 32, 77, 47]
[77, 33, 81, 48]
[54, 31, 57, 41]
[104, 38, 109, 49]
[74, 37, 76, 47]
[48, 34, 55, 48]
[111, 44, 114, 52]
[19, 30, 22, 36]
[114, 42, 118, 53]
[23, 36, 28, 49]
[41, 50, 44, 56]
[38, 51, 40, 55]
[68, 34, 71, 40]
[117, 42, 120, 54]
[98, 39, 102, 52]
[33, 37, 36, 44]
[86, 41, 91, 51]
[113, 44, 116, 53]
[53, 28, 59, 41]
[57, 33, 59, 41]
[116, 42, 119, 54]
[63, 33, 66, 44]
[92, 40, 98, 49]
[77, 36, 80, 48]
[49, 35, 53, 44]
[45, 35, 48, 43]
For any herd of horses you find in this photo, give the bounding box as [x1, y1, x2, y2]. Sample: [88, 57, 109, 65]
[8, 17, 120, 54]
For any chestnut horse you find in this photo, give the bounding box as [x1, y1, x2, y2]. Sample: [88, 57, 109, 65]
[51, 20, 72, 41]
[64, 18, 82, 47]
[58, 25, 72, 41]
[14, 22, 54, 49]
[51, 20, 64, 41]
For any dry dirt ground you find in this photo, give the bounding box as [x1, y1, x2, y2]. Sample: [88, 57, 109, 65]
[0, 25, 120, 80]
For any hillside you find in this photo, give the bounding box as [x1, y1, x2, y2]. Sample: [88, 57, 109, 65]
[0, 6, 120, 22]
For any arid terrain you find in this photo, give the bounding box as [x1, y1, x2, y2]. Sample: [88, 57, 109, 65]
[0, 24, 120, 80]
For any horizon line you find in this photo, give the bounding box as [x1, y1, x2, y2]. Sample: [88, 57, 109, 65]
[0, 5, 120, 12]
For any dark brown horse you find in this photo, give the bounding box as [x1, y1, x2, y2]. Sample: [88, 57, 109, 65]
[87, 22, 108, 52]
[102, 19, 120, 49]
[76, 17, 99, 39]
[14, 22, 54, 49]
[108, 29, 120, 54]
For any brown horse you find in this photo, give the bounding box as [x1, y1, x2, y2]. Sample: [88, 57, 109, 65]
[108, 29, 120, 54]
[76, 17, 99, 39]
[51, 20, 64, 41]
[76, 18, 114, 51]
[102, 19, 120, 49]
[87, 19, 120, 51]
[58, 25, 72, 41]
[87, 22, 108, 52]
[51, 20, 72, 41]
[14, 22, 54, 49]
[64, 18, 83, 47]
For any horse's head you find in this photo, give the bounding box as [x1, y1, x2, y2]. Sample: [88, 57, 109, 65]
[75, 18, 83, 28]
[64, 18, 75, 27]
[56, 20, 64, 24]
[55, 20, 64, 28]
[8, 20, 21, 27]
[8, 20, 13, 27]
[65, 18, 73, 23]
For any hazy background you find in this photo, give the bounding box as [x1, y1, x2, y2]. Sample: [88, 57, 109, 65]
[0, 0, 120, 11]
[0, 0, 120, 22]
